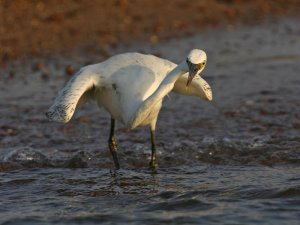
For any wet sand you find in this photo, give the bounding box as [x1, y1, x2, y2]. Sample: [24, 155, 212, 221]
[0, 17, 300, 224]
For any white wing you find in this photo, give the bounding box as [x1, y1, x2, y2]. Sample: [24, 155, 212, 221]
[46, 68, 100, 123]
[46, 53, 174, 125]
[173, 74, 213, 101]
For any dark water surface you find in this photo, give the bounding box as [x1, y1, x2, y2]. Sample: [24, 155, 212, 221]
[0, 165, 299, 225]
[1, 18, 300, 224]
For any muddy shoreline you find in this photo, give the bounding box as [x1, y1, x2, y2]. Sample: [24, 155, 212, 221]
[2, 0, 300, 62]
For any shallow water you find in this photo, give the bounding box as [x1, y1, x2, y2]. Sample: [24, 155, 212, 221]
[1, 18, 300, 224]
[1, 165, 300, 224]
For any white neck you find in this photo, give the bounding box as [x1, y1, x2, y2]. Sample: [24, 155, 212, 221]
[158, 61, 188, 93]
[151, 61, 187, 99]
[129, 61, 187, 128]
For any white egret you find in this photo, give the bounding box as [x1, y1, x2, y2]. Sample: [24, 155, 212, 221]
[46, 49, 212, 169]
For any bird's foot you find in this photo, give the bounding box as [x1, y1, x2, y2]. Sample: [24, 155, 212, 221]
[110, 151, 120, 170]
[114, 161, 120, 170]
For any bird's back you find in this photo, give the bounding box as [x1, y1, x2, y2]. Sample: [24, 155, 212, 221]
[85, 53, 176, 126]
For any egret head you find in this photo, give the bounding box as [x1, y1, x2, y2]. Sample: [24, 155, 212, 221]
[186, 49, 207, 87]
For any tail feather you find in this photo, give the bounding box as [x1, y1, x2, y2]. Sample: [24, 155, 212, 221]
[46, 69, 97, 123]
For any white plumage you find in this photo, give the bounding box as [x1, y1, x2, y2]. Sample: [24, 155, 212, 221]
[47, 49, 212, 169]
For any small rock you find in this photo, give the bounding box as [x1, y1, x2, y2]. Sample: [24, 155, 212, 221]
[149, 35, 159, 44]
[65, 65, 75, 76]
[41, 72, 50, 81]
[32, 62, 44, 71]
[9, 71, 15, 79]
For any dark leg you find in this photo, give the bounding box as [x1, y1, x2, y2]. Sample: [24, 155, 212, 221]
[149, 128, 158, 168]
[108, 118, 120, 170]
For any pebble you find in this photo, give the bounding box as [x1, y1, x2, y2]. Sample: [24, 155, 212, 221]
[65, 65, 75, 76]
